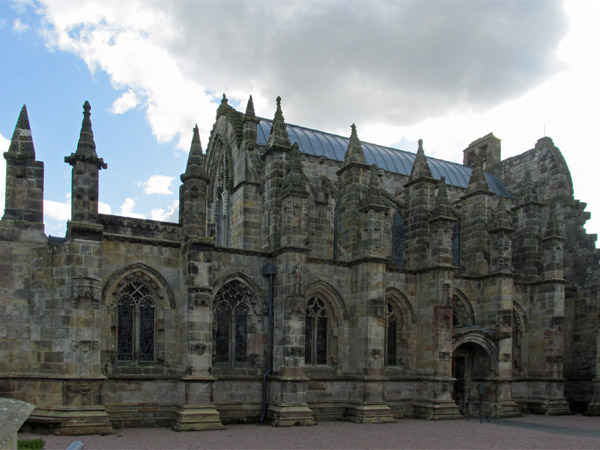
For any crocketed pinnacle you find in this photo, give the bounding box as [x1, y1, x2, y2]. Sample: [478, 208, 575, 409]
[433, 176, 452, 218]
[283, 143, 307, 195]
[6, 105, 35, 160]
[77, 101, 97, 158]
[267, 96, 291, 149]
[65, 101, 107, 169]
[361, 165, 387, 209]
[343, 123, 367, 167]
[410, 139, 432, 179]
[245, 95, 256, 120]
[491, 194, 513, 231]
[466, 155, 490, 195]
[181, 125, 209, 183]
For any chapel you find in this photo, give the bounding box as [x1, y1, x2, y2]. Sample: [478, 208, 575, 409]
[0, 96, 599, 434]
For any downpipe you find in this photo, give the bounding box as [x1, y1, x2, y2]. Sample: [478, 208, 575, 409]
[260, 263, 276, 422]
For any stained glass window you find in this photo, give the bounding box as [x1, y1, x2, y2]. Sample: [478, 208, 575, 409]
[116, 280, 156, 363]
[305, 296, 328, 365]
[385, 302, 403, 367]
[213, 280, 252, 365]
[392, 211, 405, 268]
[452, 222, 461, 267]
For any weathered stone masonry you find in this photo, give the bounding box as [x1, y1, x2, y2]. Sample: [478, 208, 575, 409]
[1, 97, 599, 434]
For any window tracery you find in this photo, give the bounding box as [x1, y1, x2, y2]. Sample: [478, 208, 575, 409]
[305, 296, 329, 365]
[117, 280, 156, 362]
[213, 280, 254, 365]
[385, 301, 406, 366]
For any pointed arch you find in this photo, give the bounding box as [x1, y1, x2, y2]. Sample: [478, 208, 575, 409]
[207, 135, 234, 246]
[452, 288, 475, 328]
[385, 287, 415, 324]
[211, 273, 264, 366]
[453, 329, 498, 368]
[305, 281, 348, 320]
[103, 263, 174, 366]
[103, 262, 175, 309]
[304, 281, 348, 367]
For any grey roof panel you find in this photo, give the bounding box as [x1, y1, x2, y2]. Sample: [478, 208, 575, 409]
[256, 119, 511, 196]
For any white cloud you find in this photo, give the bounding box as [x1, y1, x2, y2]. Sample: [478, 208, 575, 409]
[111, 89, 139, 114]
[119, 197, 145, 219]
[44, 199, 71, 222]
[12, 18, 29, 33]
[150, 200, 179, 222]
[99, 201, 112, 214]
[31, 0, 600, 239]
[141, 174, 175, 195]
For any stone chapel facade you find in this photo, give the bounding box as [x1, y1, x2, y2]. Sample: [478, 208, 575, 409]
[1, 96, 599, 434]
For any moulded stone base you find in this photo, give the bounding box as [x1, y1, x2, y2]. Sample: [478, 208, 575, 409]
[584, 401, 600, 415]
[172, 404, 224, 431]
[527, 399, 572, 415]
[30, 406, 114, 435]
[413, 401, 462, 420]
[267, 404, 316, 427]
[345, 403, 396, 424]
[493, 401, 522, 418]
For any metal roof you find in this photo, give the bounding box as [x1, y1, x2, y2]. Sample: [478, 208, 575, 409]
[256, 119, 510, 197]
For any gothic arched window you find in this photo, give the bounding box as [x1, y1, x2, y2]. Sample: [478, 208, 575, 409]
[117, 281, 156, 362]
[213, 143, 231, 247]
[451, 222, 461, 267]
[305, 296, 329, 365]
[392, 211, 405, 268]
[213, 280, 253, 364]
[385, 301, 405, 366]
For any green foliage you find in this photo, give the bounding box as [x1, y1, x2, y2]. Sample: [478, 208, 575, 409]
[17, 438, 45, 450]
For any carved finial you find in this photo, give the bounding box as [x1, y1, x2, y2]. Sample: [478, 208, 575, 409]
[245, 95, 256, 119]
[6, 105, 35, 159]
[181, 125, 209, 183]
[221, 93, 228, 104]
[410, 138, 432, 179]
[343, 123, 367, 167]
[76, 100, 97, 157]
[65, 101, 106, 169]
[267, 95, 291, 149]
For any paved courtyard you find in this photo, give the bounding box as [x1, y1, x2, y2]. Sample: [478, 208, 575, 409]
[19, 414, 600, 449]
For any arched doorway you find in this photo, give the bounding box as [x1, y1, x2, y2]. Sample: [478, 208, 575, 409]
[452, 338, 496, 416]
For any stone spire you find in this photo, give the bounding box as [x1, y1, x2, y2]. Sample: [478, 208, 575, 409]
[181, 125, 209, 183]
[245, 95, 256, 120]
[410, 139, 432, 179]
[465, 155, 490, 195]
[343, 123, 367, 167]
[65, 101, 107, 169]
[6, 105, 35, 160]
[267, 96, 291, 148]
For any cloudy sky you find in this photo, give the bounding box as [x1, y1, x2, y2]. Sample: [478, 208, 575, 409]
[0, 0, 599, 244]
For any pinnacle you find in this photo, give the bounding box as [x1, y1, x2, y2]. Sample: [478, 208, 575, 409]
[410, 138, 432, 179]
[491, 194, 512, 230]
[433, 176, 452, 218]
[76, 100, 97, 157]
[65, 101, 107, 169]
[245, 95, 256, 119]
[466, 155, 490, 194]
[343, 123, 367, 166]
[544, 207, 562, 239]
[267, 96, 291, 149]
[182, 125, 209, 183]
[7, 104, 35, 160]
